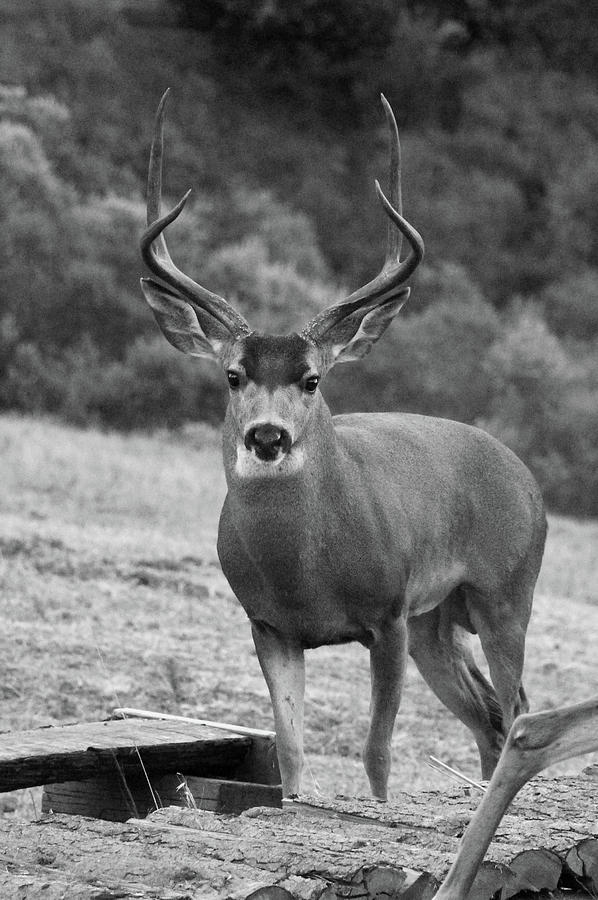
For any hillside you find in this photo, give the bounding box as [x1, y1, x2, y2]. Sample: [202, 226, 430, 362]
[1, 0, 598, 513]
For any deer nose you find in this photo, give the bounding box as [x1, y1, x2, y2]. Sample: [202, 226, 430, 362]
[245, 424, 292, 460]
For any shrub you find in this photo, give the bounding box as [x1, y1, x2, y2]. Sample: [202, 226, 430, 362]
[201, 236, 333, 332]
[325, 286, 501, 423]
[540, 268, 598, 339]
[207, 185, 331, 282]
[2, 342, 67, 414]
[83, 337, 226, 431]
[480, 306, 598, 515]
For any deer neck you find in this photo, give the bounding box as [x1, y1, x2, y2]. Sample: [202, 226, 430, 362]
[219, 394, 341, 610]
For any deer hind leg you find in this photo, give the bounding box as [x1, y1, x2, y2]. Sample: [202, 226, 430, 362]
[363, 614, 408, 800]
[408, 599, 506, 779]
[466, 576, 534, 753]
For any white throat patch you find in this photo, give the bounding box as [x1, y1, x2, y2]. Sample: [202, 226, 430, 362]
[234, 444, 306, 479]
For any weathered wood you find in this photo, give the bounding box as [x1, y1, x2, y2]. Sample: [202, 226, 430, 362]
[160, 774, 281, 813]
[43, 773, 282, 820]
[42, 773, 159, 821]
[0, 719, 253, 791]
[289, 777, 598, 897]
[0, 777, 596, 898]
[564, 838, 598, 893]
[233, 734, 281, 786]
[0, 813, 299, 900]
[0, 810, 427, 900]
[291, 775, 598, 861]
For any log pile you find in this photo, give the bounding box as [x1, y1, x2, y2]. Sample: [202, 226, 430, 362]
[1, 776, 597, 898]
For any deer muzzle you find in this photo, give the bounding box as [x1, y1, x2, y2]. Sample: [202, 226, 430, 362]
[244, 424, 292, 462]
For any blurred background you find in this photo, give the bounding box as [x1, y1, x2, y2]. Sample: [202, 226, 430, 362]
[2, 0, 598, 515]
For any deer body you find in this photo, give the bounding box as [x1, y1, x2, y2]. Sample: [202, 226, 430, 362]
[139, 93, 546, 799]
[219, 405, 543, 648]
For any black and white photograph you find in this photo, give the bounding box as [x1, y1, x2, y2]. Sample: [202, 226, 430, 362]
[1, 1, 598, 897]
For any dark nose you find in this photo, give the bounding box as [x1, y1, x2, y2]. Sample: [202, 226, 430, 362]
[245, 424, 292, 460]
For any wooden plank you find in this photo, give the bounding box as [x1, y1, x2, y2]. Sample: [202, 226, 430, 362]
[113, 707, 276, 738]
[42, 773, 282, 820]
[233, 734, 281, 785]
[111, 711, 282, 784]
[42, 774, 159, 821]
[157, 774, 282, 814]
[0, 719, 252, 791]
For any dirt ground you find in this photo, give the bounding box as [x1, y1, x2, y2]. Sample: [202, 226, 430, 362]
[1, 413, 597, 818]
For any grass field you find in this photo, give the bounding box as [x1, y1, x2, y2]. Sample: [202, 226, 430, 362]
[1, 413, 597, 816]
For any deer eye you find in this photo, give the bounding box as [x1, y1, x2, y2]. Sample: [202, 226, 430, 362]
[304, 375, 320, 394]
[227, 371, 241, 390]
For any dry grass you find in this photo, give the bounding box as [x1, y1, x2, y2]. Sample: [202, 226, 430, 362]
[0, 412, 597, 815]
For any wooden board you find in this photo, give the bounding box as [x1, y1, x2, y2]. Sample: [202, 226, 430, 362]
[42, 773, 282, 820]
[0, 719, 255, 791]
[0, 776, 596, 898]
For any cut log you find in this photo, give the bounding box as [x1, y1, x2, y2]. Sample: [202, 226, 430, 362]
[0, 810, 429, 900]
[564, 837, 598, 894]
[0, 777, 595, 898]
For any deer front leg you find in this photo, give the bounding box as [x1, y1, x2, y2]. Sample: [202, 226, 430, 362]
[251, 621, 305, 798]
[364, 615, 408, 800]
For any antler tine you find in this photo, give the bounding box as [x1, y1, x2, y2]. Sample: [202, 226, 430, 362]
[146, 90, 168, 244]
[303, 95, 424, 342]
[381, 93, 402, 265]
[140, 90, 251, 336]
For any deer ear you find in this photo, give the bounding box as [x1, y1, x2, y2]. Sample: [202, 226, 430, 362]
[326, 288, 410, 363]
[140, 277, 232, 360]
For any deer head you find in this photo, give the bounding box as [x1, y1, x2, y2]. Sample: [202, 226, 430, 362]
[140, 91, 424, 478]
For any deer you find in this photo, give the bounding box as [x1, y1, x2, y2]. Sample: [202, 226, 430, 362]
[139, 90, 547, 801]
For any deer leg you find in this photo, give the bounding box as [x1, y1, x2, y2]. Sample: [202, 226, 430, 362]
[250, 621, 305, 798]
[363, 615, 408, 800]
[433, 697, 598, 900]
[468, 583, 532, 752]
[409, 606, 505, 778]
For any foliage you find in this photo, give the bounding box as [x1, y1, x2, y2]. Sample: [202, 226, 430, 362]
[540, 270, 598, 340]
[169, 0, 401, 123]
[414, 0, 598, 76]
[480, 306, 598, 515]
[325, 278, 501, 423]
[1, 0, 598, 514]
[201, 237, 333, 333]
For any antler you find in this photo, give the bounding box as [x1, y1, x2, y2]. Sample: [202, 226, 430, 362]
[140, 90, 251, 337]
[303, 95, 424, 342]
[433, 697, 598, 899]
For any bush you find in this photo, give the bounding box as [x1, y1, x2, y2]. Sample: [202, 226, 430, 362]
[325, 285, 501, 423]
[540, 268, 598, 339]
[206, 185, 331, 282]
[69, 338, 227, 431]
[170, 0, 401, 122]
[202, 236, 333, 332]
[2, 342, 67, 414]
[480, 306, 598, 515]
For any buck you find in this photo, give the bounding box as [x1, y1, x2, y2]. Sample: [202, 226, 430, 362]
[140, 91, 547, 800]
